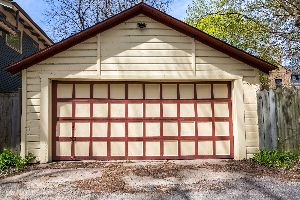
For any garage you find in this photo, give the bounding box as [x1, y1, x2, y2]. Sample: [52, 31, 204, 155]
[53, 81, 233, 160]
[6, 3, 277, 163]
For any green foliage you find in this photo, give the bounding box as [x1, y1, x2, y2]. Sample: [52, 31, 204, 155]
[253, 150, 300, 169]
[0, 149, 35, 171]
[259, 73, 270, 90]
[185, 0, 299, 68]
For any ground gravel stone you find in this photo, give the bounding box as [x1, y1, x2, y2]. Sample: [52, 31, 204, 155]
[0, 160, 299, 199]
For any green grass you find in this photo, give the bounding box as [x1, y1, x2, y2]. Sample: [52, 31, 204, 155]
[0, 149, 35, 171]
[253, 150, 300, 169]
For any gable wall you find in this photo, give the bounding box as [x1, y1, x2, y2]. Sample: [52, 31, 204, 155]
[24, 14, 260, 161]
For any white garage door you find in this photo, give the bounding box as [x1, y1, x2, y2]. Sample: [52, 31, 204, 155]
[52, 81, 233, 160]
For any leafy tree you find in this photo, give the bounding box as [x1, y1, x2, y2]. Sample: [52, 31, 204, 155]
[44, 0, 173, 42]
[185, 0, 300, 68]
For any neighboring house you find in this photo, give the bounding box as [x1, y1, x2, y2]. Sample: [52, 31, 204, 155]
[0, 0, 53, 92]
[7, 3, 277, 163]
[269, 66, 300, 88]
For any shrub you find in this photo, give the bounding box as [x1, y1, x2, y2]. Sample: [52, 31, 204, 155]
[253, 150, 300, 168]
[0, 149, 35, 171]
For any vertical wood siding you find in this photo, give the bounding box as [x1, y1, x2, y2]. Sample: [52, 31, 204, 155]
[24, 14, 260, 160]
[0, 92, 21, 151]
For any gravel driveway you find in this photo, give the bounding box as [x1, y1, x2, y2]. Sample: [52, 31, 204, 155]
[0, 160, 299, 200]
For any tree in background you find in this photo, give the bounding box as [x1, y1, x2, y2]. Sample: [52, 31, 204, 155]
[185, 0, 300, 69]
[44, 0, 173, 42]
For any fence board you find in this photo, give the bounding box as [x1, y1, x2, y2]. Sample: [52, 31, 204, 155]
[0, 91, 21, 151]
[258, 88, 300, 151]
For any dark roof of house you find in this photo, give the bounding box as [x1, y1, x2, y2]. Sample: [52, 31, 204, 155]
[6, 3, 277, 74]
[12, 2, 54, 45]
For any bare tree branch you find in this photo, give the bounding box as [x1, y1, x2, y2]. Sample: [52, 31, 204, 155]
[43, 0, 173, 42]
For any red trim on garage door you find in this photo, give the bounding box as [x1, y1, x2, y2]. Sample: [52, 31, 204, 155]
[52, 81, 234, 161]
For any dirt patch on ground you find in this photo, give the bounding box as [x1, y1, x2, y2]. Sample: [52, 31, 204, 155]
[76, 162, 198, 193]
[1, 160, 299, 186]
[74, 160, 300, 194]
[76, 164, 130, 193]
[130, 162, 196, 179]
[0, 161, 107, 179]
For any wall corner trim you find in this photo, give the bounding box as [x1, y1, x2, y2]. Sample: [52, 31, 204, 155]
[39, 76, 50, 163]
[233, 78, 246, 159]
[21, 69, 27, 158]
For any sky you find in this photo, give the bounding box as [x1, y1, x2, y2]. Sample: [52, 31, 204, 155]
[14, 0, 193, 40]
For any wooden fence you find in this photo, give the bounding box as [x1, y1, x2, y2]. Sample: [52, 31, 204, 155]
[258, 88, 300, 151]
[0, 91, 21, 151]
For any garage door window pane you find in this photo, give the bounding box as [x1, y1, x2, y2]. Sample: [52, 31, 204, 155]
[162, 84, 177, 99]
[163, 104, 177, 117]
[128, 142, 143, 156]
[93, 103, 108, 118]
[56, 142, 71, 156]
[180, 104, 195, 117]
[111, 104, 125, 118]
[145, 84, 160, 99]
[93, 123, 107, 137]
[216, 140, 230, 155]
[145, 122, 160, 136]
[163, 122, 178, 136]
[57, 122, 72, 137]
[179, 84, 194, 99]
[110, 84, 125, 99]
[75, 84, 90, 98]
[197, 103, 212, 117]
[93, 142, 107, 156]
[128, 122, 143, 137]
[111, 142, 125, 156]
[57, 84, 73, 98]
[164, 141, 178, 156]
[213, 84, 228, 99]
[111, 123, 125, 137]
[196, 84, 211, 99]
[145, 104, 160, 117]
[181, 141, 195, 156]
[214, 103, 229, 117]
[74, 123, 90, 137]
[198, 122, 212, 136]
[215, 122, 230, 136]
[181, 122, 195, 136]
[128, 84, 143, 99]
[57, 102, 72, 117]
[75, 103, 90, 117]
[198, 141, 213, 155]
[146, 141, 160, 156]
[94, 84, 108, 99]
[128, 104, 143, 118]
[74, 142, 89, 156]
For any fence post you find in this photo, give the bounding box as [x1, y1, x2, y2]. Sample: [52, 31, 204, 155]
[269, 90, 277, 149]
[258, 89, 277, 150]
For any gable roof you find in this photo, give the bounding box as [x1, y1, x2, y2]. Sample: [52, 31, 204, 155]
[1, 1, 53, 46]
[12, 2, 54, 46]
[6, 3, 277, 74]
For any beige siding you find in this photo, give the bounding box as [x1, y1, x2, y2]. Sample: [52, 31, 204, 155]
[195, 41, 260, 159]
[100, 15, 192, 74]
[24, 14, 260, 161]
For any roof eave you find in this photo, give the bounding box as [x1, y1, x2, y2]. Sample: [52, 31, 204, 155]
[6, 3, 277, 74]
